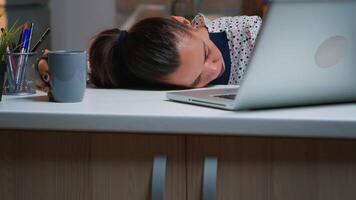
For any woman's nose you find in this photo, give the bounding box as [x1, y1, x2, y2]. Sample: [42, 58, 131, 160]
[212, 56, 219, 63]
[212, 51, 222, 64]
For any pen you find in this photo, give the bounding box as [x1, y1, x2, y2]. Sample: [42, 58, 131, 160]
[26, 23, 34, 52]
[15, 23, 30, 92]
[18, 22, 34, 91]
[5, 46, 17, 90]
[31, 28, 50, 52]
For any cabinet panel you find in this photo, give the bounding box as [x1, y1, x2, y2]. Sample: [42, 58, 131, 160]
[0, 131, 186, 200]
[187, 136, 270, 200]
[187, 136, 356, 200]
[272, 139, 356, 200]
[91, 133, 186, 200]
[0, 131, 91, 200]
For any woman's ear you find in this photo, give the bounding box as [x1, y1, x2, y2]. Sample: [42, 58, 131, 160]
[171, 16, 193, 27]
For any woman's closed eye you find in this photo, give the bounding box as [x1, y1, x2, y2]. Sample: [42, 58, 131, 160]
[192, 74, 202, 87]
[204, 42, 210, 63]
[191, 42, 212, 87]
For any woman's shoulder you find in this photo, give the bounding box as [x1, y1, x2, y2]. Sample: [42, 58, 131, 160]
[192, 13, 262, 27]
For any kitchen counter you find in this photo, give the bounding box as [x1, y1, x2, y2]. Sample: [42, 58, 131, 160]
[1, 87, 356, 139]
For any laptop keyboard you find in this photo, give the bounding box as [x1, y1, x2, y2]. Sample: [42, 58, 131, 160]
[213, 94, 236, 100]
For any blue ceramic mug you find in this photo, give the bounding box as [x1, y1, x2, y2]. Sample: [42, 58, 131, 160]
[47, 51, 87, 102]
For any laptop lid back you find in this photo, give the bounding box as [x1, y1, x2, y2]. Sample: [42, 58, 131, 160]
[234, 0, 356, 110]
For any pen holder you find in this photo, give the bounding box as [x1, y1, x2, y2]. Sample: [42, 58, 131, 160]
[3, 52, 37, 95]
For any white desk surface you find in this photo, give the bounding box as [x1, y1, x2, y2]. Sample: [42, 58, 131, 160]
[0, 87, 356, 139]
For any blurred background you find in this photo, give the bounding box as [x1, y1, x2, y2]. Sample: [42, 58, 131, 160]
[0, 0, 265, 51]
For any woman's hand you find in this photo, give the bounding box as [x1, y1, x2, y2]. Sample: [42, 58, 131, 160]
[36, 49, 50, 91]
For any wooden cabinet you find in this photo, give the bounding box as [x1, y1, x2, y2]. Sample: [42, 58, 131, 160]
[1, 131, 356, 200]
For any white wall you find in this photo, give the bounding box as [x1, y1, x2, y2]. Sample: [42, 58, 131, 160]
[49, 0, 116, 51]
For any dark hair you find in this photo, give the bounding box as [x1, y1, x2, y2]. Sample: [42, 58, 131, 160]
[89, 17, 192, 89]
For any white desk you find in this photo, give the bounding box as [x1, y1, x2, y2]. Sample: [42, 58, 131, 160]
[0, 87, 356, 138]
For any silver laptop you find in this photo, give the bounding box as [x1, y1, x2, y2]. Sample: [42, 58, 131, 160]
[167, 0, 356, 110]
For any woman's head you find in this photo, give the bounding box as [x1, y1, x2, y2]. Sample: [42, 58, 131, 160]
[165, 16, 225, 88]
[89, 17, 191, 88]
[89, 16, 224, 89]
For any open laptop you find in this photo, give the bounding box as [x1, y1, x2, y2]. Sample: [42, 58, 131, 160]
[167, 0, 356, 110]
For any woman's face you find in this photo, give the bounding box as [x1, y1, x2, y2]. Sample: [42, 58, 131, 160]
[163, 17, 225, 88]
